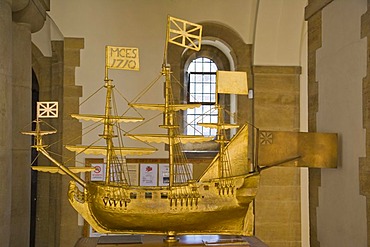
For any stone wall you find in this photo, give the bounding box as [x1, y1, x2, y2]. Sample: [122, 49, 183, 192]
[306, 0, 368, 246]
[31, 38, 85, 247]
[360, 1, 370, 246]
[0, 0, 48, 246]
[305, 1, 332, 246]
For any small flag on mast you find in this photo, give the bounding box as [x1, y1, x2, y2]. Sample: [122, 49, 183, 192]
[37, 102, 58, 118]
[216, 71, 248, 95]
[105, 46, 139, 71]
[167, 16, 202, 51]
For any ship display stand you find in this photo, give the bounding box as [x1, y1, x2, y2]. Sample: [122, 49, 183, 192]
[22, 16, 337, 247]
[74, 234, 268, 247]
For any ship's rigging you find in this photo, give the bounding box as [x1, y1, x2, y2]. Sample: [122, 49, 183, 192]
[21, 15, 338, 237]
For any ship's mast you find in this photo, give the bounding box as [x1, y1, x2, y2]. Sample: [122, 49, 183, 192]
[102, 78, 115, 183]
[127, 16, 204, 188]
[215, 104, 228, 178]
[27, 116, 87, 188]
[163, 17, 174, 188]
[161, 64, 176, 187]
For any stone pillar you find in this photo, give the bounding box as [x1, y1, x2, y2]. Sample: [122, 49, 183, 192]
[9, 0, 48, 245]
[60, 37, 84, 247]
[0, 1, 13, 246]
[32, 38, 85, 247]
[253, 66, 301, 247]
[10, 21, 32, 247]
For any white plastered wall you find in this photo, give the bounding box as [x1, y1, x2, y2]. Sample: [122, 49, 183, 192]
[316, 0, 367, 246]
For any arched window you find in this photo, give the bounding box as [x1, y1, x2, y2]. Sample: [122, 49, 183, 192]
[167, 23, 252, 155]
[186, 57, 218, 136]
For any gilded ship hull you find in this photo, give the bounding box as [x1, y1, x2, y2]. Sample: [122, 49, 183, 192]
[65, 121, 261, 235]
[68, 173, 260, 235]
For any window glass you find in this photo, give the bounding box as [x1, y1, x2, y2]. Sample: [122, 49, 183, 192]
[187, 57, 218, 136]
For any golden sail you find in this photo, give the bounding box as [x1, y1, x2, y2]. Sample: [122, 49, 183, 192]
[22, 16, 338, 239]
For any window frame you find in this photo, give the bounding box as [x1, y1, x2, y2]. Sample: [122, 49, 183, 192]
[186, 57, 218, 136]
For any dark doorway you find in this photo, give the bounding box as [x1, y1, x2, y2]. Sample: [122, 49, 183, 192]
[30, 69, 39, 247]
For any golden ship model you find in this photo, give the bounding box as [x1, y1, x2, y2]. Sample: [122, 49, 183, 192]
[22, 16, 338, 239]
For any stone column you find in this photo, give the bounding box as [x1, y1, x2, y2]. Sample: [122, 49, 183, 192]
[60, 37, 84, 247]
[0, 1, 13, 246]
[10, 21, 32, 247]
[11, 0, 47, 245]
[253, 66, 301, 247]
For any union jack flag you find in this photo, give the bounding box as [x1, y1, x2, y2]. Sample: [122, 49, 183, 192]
[37, 102, 58, 118]
[167, 16, 202, 51]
